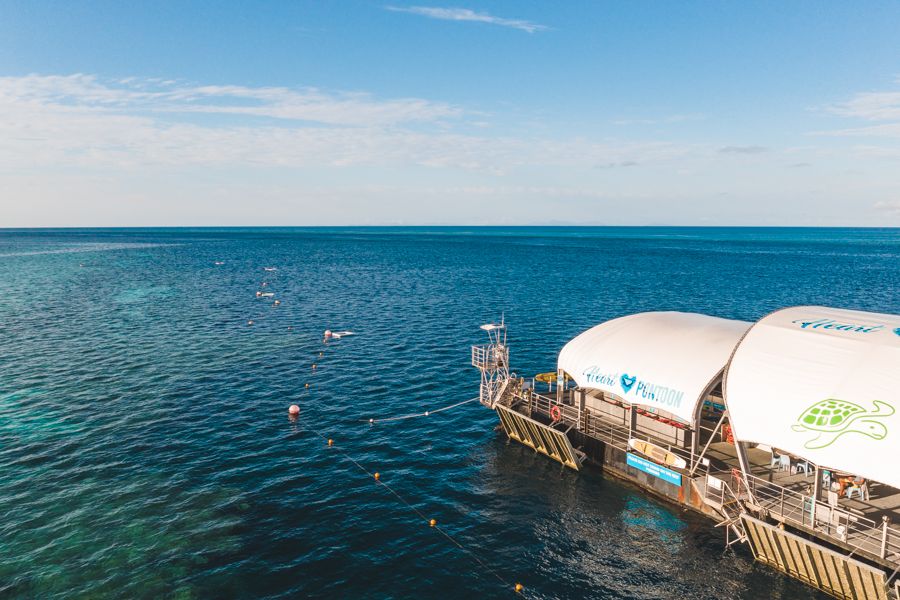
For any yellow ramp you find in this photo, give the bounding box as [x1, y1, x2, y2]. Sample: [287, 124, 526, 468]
[495, 405, 580, 470]
[741, 515, 888, 600]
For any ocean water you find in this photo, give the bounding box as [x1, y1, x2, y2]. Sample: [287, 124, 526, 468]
[1, 227, 898, 599]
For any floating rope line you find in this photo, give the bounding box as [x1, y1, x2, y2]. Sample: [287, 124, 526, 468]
[297, 420, 526, 596]
[364, 397, 480, 424]
[283, 325, 525, 594]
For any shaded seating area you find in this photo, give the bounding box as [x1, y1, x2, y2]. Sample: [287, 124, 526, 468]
[555, 311, 751, 471]
[723, 306, 900, 565]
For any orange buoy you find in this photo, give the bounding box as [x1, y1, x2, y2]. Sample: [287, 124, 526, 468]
[327, 439, 333, 446]
[288, 405, 300, 416]
[374, 472, 380, 481]
[429, 519, 436, 527]
[304, 383, 310, 389]
[515, 583, 524, 594]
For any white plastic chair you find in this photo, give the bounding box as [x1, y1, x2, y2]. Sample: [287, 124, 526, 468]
[779, 454, 791, 472]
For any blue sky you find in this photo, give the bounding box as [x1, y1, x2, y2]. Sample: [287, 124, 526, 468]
[1, 1, 899, 226]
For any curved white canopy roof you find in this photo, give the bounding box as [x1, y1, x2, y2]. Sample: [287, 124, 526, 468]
[726, 306, 900, 489]
[559, 312, 751, 424]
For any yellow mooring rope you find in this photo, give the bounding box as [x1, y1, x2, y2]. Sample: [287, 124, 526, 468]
[292, 354, 526, 595]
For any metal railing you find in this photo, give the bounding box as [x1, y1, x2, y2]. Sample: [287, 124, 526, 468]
[507, 382, 900, 569]
[522, 388, 716, 478]
[740, 472, 900, 562]
[471, 344, 505, 370]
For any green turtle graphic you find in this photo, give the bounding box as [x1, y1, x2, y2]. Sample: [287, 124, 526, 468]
[791, 399, 894, 449]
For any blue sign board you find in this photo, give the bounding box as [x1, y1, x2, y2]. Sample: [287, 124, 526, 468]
[626, 453, 682, 486]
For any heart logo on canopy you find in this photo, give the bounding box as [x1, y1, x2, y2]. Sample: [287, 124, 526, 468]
[620, 374, 637, 394]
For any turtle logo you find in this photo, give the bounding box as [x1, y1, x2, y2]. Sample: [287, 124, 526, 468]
[791, 399, 894, 449]
[894, 327, 900, 337]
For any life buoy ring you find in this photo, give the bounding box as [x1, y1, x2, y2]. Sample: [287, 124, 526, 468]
[550, 405, 561, 422]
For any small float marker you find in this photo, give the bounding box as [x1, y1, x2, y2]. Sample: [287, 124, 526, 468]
[247, 320, 254, 326]
[304, 383, 310, 389]
[429, 519, 436, 527]
[327, 439, 333, 446]
[373, 472, 380, 481]
[515, 583, 523, 594]
[288, 405, 300, 416]
[369, 418, 374, 424]
[274, 300, 281, 306]
[312, 364, 317, 370]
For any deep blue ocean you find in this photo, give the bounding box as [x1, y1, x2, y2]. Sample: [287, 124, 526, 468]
[2, 227, 898, 599]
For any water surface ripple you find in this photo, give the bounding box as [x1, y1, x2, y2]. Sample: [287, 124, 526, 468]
[1, 227, 898, 599]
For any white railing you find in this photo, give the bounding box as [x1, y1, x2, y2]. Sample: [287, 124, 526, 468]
[523, 390, 715, 476]
[471, 344, 506, 370]
[516, 386, 900, 567]
[740, 472, 900, 562]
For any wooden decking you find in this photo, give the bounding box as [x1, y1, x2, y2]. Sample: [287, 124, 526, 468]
[704, 441, 900, 567]
[705, 442, 900, 526]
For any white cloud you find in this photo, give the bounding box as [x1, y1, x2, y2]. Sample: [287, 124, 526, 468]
[718, 145, 768, 155]
[818, 79, 900, 138]
[0, 74, 687, 172]
[815, 123, 900, 138]
[874, 200, 900, 215]
[0, 73, 462, 126]
[612, 114, 704, 126]
[829, 90, 900, 121]
[385, 6, 547, 33]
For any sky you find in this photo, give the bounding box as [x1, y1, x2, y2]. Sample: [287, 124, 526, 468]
[1, 1, 899, 226]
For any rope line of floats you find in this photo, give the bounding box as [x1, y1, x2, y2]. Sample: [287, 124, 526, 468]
[233, 263, 526, 596]
[364, 397, 480, 424]
[298, 420, 522, 595]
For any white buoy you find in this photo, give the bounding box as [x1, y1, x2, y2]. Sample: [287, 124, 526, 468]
[289, 405, 300, 416]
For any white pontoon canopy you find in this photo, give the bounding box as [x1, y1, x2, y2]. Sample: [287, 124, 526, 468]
[726, 306, 900, 489]
[558, 312, 751, 424]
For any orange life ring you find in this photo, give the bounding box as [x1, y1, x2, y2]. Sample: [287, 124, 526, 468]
[550, 405, 561, 422]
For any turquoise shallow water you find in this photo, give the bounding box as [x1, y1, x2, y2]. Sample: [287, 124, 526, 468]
[1, 227, 898, 599]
